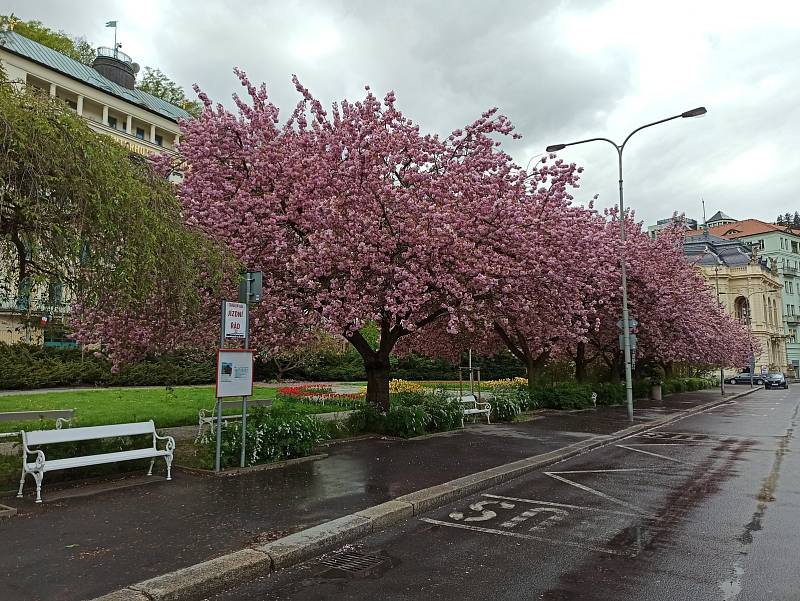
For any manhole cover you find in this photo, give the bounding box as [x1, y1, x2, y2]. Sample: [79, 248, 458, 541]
[319, 550, 387, 574]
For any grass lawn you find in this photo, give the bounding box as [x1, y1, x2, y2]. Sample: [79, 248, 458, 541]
[0, 386, 361, 434]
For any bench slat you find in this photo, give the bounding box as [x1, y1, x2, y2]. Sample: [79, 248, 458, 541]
[0, 409, 75, 423]
[30, 447, 167, 472]
[217, 399, 272, 411]
[25, 421, 156, 446]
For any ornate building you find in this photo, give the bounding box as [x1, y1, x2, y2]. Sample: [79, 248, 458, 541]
[685, 231, 787, 374]
[0, 30, 189, 346]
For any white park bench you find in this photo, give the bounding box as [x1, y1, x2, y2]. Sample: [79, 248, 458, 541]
[197, 398, 273, 438]
[17, 420, 175, 503]
[0, 409, 75, 439]
[459, 395, 491, 427]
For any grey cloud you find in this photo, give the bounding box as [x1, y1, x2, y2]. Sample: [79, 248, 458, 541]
[7, 0, 800, 226]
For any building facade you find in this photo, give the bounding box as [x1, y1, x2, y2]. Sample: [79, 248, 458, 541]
[688, 219, 800, 373]
[685, 231, 787, 375]
[647, 216, 698, 240]
[705, 210, 737, 229]
[0, 30, 189, 346]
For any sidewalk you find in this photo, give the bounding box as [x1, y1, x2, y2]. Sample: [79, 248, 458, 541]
[0, 389, 732, 601]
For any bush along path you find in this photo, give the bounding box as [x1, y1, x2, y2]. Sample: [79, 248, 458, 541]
[0, 388, 744, 601]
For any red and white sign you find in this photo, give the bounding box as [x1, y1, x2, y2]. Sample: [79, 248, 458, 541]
[224, 301, 247, 339]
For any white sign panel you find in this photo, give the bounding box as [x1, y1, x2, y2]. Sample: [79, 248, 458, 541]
[224, 301, 247, 339]
[216, 350, 254, 398]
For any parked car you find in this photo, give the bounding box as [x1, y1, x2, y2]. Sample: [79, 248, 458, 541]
[764, 372, 789, 389]
[726, 372, 764, 385]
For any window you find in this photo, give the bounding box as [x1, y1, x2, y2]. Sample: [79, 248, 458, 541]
[794, 241, 799, 254]
[136, 127, 145, 140]
[108, 116, 118, 129]
[16, 277, 31, 311]
[47, 281, 63, 308]
[781, 238, 785, 249]
[791, 329, 798, 343]
[154, 134, 163, 146]
[64, 99, 77, 110]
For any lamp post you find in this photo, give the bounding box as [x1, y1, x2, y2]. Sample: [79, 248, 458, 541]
[547, 107, 707, 422]
[714, 262, 726, 395]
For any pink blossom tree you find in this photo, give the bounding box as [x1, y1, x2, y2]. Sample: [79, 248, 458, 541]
[168, 72, 545, 409]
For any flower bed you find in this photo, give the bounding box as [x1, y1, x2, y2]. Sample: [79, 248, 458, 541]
[276, 384, 365, 409]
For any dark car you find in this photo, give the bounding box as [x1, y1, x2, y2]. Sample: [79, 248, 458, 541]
[764, 372, 789, 389]
[726, 372, 765, 385]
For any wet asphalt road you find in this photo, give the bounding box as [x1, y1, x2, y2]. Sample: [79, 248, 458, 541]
[206, 387, 800, 601]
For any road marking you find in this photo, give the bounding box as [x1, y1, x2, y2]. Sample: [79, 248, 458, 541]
[449, 500, 515, 522]
[615, 444, 694, 465]
[548, 468, 657, 474]
[500, 506, 568, 531]
[482, 494, 640, 517]
[420, 518, 629, 556]
[544, 472, 652, 516]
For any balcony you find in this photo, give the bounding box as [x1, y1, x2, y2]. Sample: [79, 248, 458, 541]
[782, 265, 798, 277]
[786, 315, 800, 325]
[86, 121, 177, 157]
[0, 295, 70, 316]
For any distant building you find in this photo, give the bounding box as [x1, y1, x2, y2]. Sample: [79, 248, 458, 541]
[647, 216, 698, 240]
[0, 30, 190, 347]
[705, 210, 737, 229]
[684, 230, 787, 374]
[687, 219, 800, 374]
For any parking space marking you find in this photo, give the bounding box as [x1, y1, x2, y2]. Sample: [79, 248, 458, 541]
[420, 518, 630, 556]
[482, 494, 639, 517]
[615, 444, 694, 465]
[544, 472, 652, 516]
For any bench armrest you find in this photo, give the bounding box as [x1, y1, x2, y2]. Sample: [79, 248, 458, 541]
[154, 432, 176, 453]
[475, 401, 491, 411]
[23, 447, 46, 470]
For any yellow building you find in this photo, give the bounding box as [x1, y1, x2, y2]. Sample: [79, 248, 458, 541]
[685, 231, 787, 374]
[0, 31, 189, 346]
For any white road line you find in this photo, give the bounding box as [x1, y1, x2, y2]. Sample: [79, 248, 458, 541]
[548, 468, 657, 474]
[544, 472, 652, 516]
[615, 444, 694, 465]
[482, 494, 639, 517]
[420, 518, 629, 556]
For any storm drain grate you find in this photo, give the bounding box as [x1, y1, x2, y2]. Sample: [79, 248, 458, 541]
[319, 551, 387, 574]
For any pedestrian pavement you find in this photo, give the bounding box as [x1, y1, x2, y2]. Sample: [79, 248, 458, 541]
[0, 389, 735, 601]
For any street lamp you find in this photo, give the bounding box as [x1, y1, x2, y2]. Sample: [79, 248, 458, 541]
[547, 107, 707, 422]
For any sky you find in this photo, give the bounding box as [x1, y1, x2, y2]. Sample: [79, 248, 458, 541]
[8, 0, 800, 226]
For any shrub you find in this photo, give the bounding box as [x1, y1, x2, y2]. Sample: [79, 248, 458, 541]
[488, 396, 521, 421]
[198, 409, 328, 469]
[422, 391, 463, 431]
[346, 404, 386, 435]
[384, 405, 429, 438]
[530, 383, 594, 410]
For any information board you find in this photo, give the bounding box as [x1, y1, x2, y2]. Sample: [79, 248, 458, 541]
[215, 349, 254, 398]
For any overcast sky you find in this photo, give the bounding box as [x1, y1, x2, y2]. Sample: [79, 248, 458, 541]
[10, 0, 800, 225]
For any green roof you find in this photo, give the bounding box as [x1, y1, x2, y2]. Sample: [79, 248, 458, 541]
[0, 31, 190, 122]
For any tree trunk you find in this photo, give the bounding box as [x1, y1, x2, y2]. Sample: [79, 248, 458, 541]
[364, 354, 391, 412]
[609, 353, 621, 384]
[525, 350, 550, 393]
[575, 342, 587, 383]
[346, 327, 396, 412]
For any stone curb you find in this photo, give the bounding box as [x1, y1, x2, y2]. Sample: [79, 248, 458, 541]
[174, 453, 328, 478]
[89, 387, 758, 601]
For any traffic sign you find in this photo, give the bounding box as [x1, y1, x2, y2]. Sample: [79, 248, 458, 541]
[619, 334, 637, 351]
